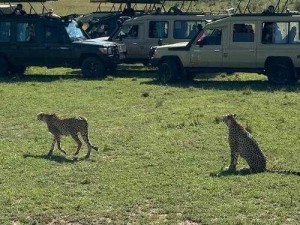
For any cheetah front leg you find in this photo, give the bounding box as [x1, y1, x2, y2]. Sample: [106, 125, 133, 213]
[228, 143, 239, 172]
[71, 133, 82, 156]
[47, 137, 56, 157]
[56, 135, 67, 155]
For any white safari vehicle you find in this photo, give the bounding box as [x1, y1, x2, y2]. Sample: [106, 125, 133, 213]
[150, 9, 300, 84]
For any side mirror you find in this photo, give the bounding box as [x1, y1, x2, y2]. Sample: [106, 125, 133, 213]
[158, 39, 163, 46]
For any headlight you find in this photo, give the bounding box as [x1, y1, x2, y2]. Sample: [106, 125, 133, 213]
[99, 47, 113, 55]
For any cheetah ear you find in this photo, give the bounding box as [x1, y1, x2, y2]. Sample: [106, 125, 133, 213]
[233, 114, 237, 118]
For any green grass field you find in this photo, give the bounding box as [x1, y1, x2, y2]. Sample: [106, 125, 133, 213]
[0, 66, 299, 224]
[1, 0, 300, 224]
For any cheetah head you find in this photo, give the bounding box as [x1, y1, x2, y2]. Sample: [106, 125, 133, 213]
[37, 112, 56, 122]
[223, 114, 237, 126]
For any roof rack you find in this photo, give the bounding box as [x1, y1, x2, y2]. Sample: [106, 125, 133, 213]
[233, 0, 291, 14]
[0, 0, 57, 14]
[90, 0, 197, 13]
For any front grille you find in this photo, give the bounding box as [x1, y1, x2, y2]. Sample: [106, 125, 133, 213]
[112, 46, 119, 55]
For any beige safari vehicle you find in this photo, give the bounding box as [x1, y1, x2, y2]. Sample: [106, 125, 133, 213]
[150, 11, 300, 84]
[100, 13, 222, 65]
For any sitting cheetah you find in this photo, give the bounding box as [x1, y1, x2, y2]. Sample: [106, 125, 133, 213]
[37, 112, 98, 159]
[223, 114, 299, 176]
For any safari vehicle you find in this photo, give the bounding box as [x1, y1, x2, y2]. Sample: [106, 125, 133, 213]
[102, 12, 222, 65]
[0, 0, 126, 78]
[150, 0, 300, 84]
[79, 0, 163, 38]
[92, 0, 225, 65]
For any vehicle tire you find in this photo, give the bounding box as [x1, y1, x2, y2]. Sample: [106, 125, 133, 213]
[106, 65, 116, 75]
[158, 59, 180, 84]
[0, 58, 9, 77]
[10, 65, 26, 75]
[266, 60, 296, 84]
[81, 57, 105, 78]
[183, 70, 196, 82]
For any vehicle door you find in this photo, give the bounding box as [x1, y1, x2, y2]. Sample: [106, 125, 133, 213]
[13, 20, 46, 66]
[0, 20, 13, 58]
[145, 20, 169, 58]
[226, 22, 257, 68]
[190, 28, 223, 67]
[43, 23, 74, 67]
[114, 23, 143, 60]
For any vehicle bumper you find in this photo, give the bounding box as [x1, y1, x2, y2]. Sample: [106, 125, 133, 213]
[149, 57, 159, 67]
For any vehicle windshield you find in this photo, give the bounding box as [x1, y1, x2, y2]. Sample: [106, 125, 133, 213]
[65, 21, 87, 41]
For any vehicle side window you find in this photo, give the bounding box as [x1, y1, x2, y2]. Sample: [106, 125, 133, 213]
[116, 24, 139, 39]
[17, 22, 36, 42]
[0, 22, 11, 42]
[199, 29, 222, 45]
[126, 25, 139, 39]
[262, 22, 290, 44]
[149, 21, 168, 38]
[174, 20, 204, 39]
[45, 26, 59, 43]
[287, 22, 300, 43]
[233, 23, 255, 42]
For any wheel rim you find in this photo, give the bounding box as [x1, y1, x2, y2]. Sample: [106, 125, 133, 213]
[87, 62, 98, 75]
[269, 65, 289, 84]
[83, 58, 103, 78]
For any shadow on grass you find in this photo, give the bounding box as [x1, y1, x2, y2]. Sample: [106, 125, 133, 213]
[112, 68, 156, 79]
[0, 69, 156, 83]
[210, 168, 253, 177]
[0, 74, 84, 83]
[23, 153, 85, 164]
[142, 79, 300, 92]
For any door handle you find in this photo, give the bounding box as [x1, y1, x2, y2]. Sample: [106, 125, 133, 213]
[214, 49, 220, 52]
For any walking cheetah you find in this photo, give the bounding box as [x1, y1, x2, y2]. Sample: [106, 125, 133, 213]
[37, 112, 98, 159]
[223, 114, 299, 176]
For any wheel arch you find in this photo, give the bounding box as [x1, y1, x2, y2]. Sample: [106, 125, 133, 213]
[158, 56, 183, 69]
[264, 56, 294, 70]
[79, 54, 101, 66]
[265, 56, 297, 84]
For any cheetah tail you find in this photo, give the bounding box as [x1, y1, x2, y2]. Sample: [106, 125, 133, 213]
[78, 116, 88, 123]
[266, 169, 300, 176]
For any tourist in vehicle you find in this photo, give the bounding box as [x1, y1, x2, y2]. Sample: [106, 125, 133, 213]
[188, 24, 199, 38]
[12, 4, 26, 16]
[272, 23, 283, 43]
[262, 5, 275, 15]
[168, 3, 182, 14]
[122, 3, 135, 17]
[262, 22, 273, 43]
[46, 9, 60, 18]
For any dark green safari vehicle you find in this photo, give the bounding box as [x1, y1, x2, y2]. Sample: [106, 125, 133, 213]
[0, 0, 126, 78]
